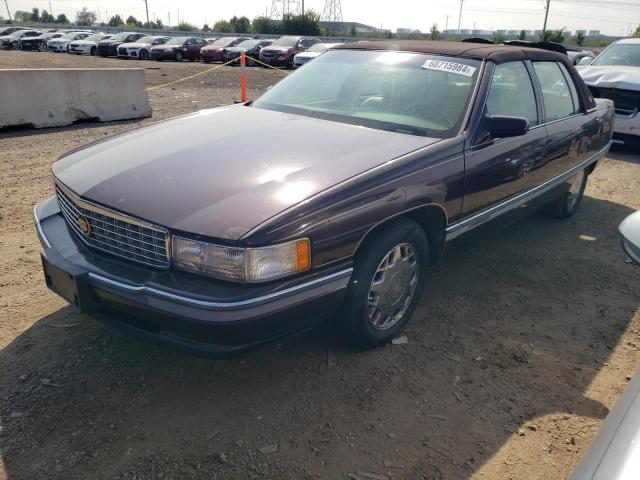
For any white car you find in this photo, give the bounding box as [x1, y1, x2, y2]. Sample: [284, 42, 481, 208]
[68, 33, 111, 55]
[293, 43, 342, 67]
[0, 29, 42, 49]
[577, 38, 640, 147]
[47, 31, 92, 52]
[117, 35, 170, 60]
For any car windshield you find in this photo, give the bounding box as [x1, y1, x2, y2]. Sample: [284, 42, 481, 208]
[85, 34, 105, 42]
[109, 32, 131, 41]
[593, 43, 640, 67]
[136, 36, 156, 44]
[253, 50, 480, 138]
[237, 39, 260, 48]
[211, 37, 235, 46]
[165, 37, 187, 45]
[273, 36, 298, 47]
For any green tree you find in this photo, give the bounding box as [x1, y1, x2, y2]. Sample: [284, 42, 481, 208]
[230, 15, 251, 33]
[75, 7, 96, 26]
[13, 10, 31, 22]
[108, 14, 123, 27]
[280, 10, 321, 35]
[145, 19, 163, 30]
[202, 23, 210, 32]
[576, 31, 585, 45]
[349, 23, 357, 37]
[517, 29, 526, 40]
[41, 10, 55, 23]
[176, 22, 197, 31]
[632, 25, 640, 37]
[213, 20, 232, 32]
[541, 27, 566, 43]
[126, 15, 142, 27]
[430, 23, 440, 40]
[55, 13, 69, 24]
[252, 16, 273, 34]
[492, 32, 505, 44]
[30, 7, 40, 22]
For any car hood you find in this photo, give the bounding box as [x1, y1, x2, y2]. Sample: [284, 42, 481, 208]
[202, 45, 224, 51]
[262, 46, 292, 53]
[53, 106, 437, 241]
[21, 36, 46, 41]
[120, 41, 151, 49]
[99, 40, 123, 46]
[577, 65, 640, 91]
[296, 51, 321, 58]
[70, 39, 96, 46]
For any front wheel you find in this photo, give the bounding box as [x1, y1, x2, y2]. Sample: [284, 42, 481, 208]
[341, 218, 429, 348]
[139, 49, 149, 60]
[175, 51, 184, 62]
[542, 168, 588, 219]
[37, 42, 47, 52]
[90, 46, 96, 55]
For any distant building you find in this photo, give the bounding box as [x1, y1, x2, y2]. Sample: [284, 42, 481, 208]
[396, 28, 421, 34]
[321, 21, 389, 35]
[588, 30, 600, 36]
[575, 29, 587, 36]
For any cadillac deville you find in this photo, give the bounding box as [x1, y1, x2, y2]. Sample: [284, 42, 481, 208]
[34, 41, 614, 356]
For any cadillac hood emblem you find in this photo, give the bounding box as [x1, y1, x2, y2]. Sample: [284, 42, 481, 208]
[77, 216, 92, 237]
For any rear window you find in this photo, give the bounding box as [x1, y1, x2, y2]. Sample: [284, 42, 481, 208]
[254, 50, 480, 138]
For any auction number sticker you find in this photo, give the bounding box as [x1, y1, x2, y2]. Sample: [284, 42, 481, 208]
[422, 59, 477, 77]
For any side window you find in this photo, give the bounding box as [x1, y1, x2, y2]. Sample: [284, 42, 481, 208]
[532, 61, 576, 121]
[558, 62, 581, 113]
[485, 61, 538, 127]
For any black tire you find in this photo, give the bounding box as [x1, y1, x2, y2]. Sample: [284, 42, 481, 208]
[542, 168, 588, 219]
[37, 42, 47, 52]
[204, 59, 211, 63]
[341, 218, 429, 348]
[139, 49, 149, 60]
[91, 46, 96, 55]
[175, 51, 184, 62]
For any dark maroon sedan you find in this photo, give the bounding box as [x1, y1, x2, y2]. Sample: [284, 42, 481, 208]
[150, 36, 207, 61]
[34, 41, 613, 356]
[259, 35, 320, 68]
[200, 36, 251, 63]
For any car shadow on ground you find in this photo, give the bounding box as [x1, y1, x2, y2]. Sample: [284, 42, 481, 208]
[1, 195, 639, 479]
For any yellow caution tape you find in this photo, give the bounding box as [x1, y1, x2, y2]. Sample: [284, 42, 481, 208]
[146, 57, 240, 91]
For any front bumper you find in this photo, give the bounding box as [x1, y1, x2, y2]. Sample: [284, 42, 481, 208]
[34, 196, 352, 356]
[97, 45, 118, 56]
[118, 48, 142, 58]
[47, 43, 67, 52]
[20, 41, 41, 51]
[69, 44, 92, 54]
[259, 55, 290, 66]
[612, 113, 640, 145]
[150, 49, 175, 60]
[201, 50, 224, 61]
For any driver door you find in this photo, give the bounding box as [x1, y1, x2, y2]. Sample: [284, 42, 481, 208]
[462, 61, 548, 215]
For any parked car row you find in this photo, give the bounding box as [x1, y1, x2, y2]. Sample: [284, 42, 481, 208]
[0, 27, 332, 68]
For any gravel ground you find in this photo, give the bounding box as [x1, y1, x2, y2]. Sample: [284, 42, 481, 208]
[1, 50, 639, 480]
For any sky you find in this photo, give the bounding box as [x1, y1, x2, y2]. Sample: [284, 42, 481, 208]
[3, 0, 640, 36]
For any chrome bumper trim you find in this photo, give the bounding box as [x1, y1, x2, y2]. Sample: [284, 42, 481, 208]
[33, 204, 51, 249]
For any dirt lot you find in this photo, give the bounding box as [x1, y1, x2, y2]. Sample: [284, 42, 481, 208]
[1, 50, 639, 480]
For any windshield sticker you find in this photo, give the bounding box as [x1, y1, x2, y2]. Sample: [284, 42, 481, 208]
[422, 59, 477, 77]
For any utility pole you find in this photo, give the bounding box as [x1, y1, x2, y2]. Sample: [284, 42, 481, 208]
[457, 0, 464, 34]
[177, 8, 179, 26]
[168, 11, 170, 27]
[4, 0, 11, 22]
[143, 0, 149, 25]
[542, 0, 551, 34]
[48, 0, 53, 17]
[445, 15, 449, 32]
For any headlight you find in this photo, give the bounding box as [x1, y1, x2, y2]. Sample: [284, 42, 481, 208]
[173, 237, 311, 282]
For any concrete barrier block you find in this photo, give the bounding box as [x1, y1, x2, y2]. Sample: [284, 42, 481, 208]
[0, 68, 152, 128]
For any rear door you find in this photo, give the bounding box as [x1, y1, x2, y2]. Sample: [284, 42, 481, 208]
[531, 61, 593, 180]
[462, 61, 548, 215]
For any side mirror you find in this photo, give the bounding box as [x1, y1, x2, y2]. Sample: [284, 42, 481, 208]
[620, 211, 640, 265]
[484, 115, 529, 138]
[578, 56, 593, 66]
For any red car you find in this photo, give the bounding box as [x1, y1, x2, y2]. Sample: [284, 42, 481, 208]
[200, 36, 251, 63]
[150, 37, 207, 61]
[259, 36, 321, 68]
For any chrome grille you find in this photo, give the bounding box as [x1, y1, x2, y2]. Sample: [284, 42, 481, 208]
[56, 183, 170, 269]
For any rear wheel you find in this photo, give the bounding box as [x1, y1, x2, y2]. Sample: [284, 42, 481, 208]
[139, 49, 149, 60]
[542, 168, 588, 219]
[37, 42, 47, 52]
[90, 46, 96, 55]
[175, 51, 184, 62]
[341, 218, 429, 348]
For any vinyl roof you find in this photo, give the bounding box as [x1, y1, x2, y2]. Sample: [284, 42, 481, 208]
[335, 40, 566, 63]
